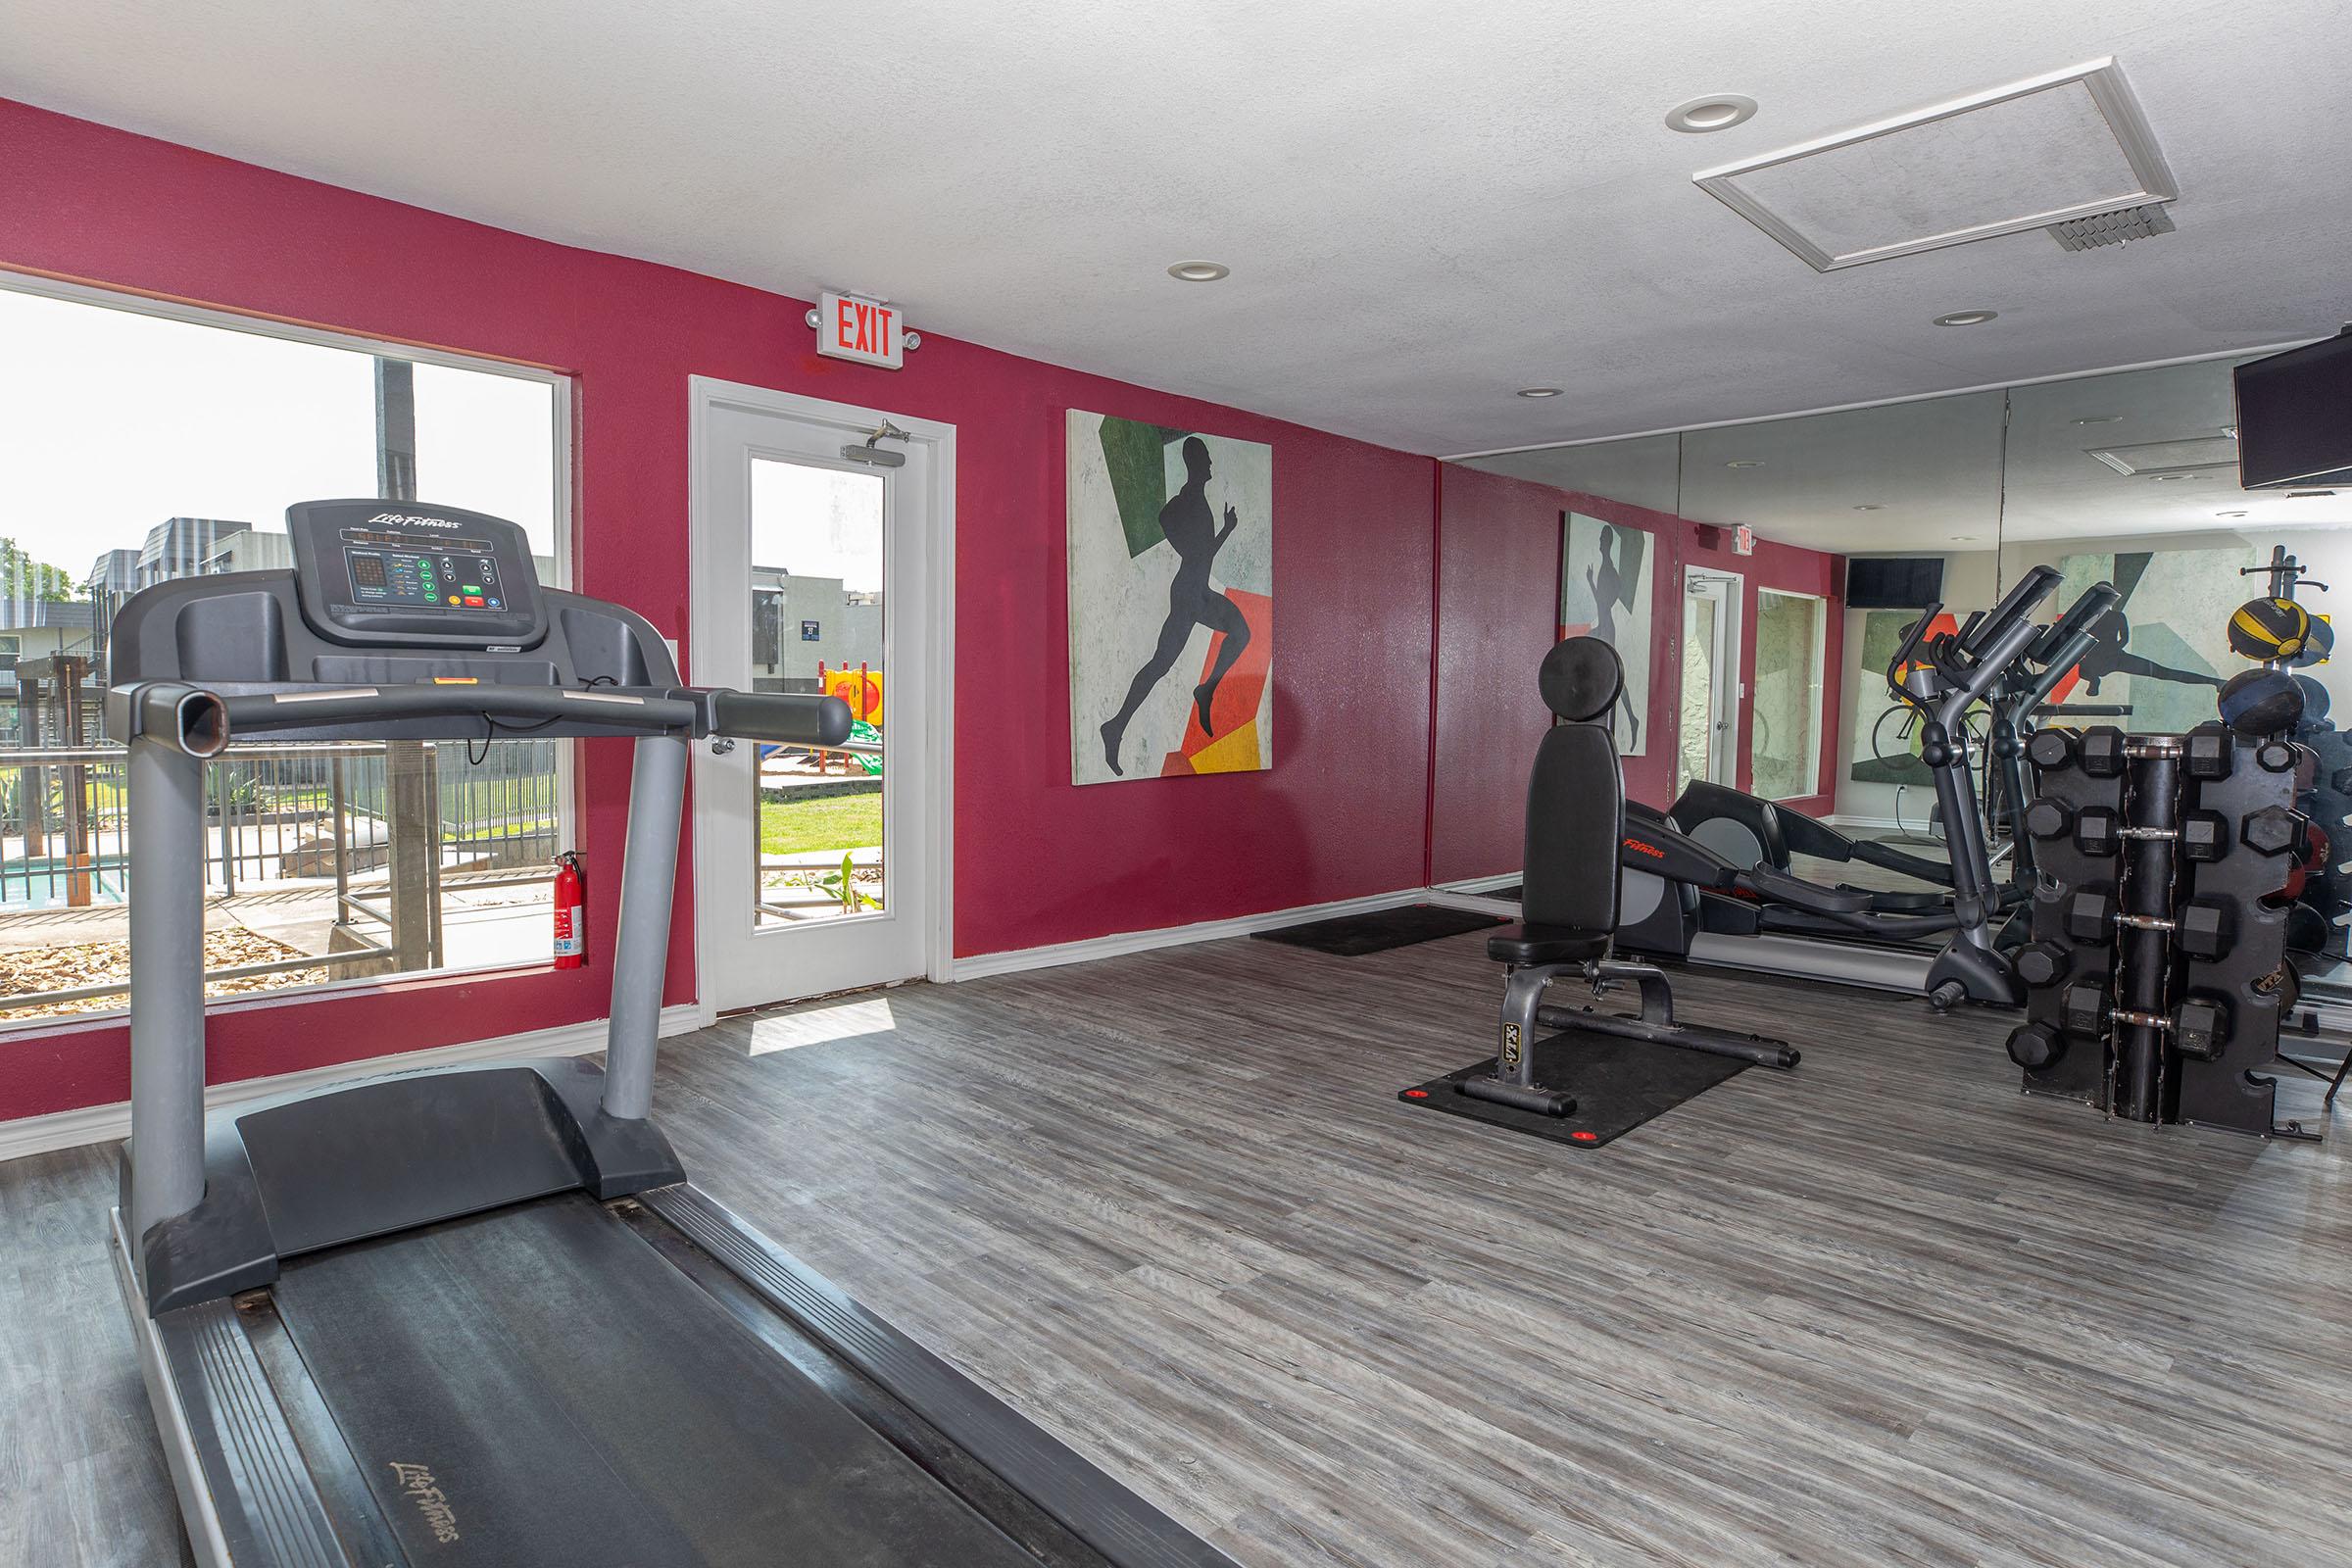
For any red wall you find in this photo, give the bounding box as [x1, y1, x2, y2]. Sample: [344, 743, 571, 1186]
[1430, 471, 1845, 884]
[0, 98, 1434, 1119]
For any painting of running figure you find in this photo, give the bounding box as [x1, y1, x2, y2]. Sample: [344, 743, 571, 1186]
[1559, 513, 1654, 755]
[1069, 410, 1274, 785]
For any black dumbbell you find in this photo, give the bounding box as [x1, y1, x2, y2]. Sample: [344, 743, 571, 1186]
[2180, 810, 2228, 863]
[2068, 890, 2115, 944]
[2024, 799, 2072, 841]
[2027, 729, 2076, 771]
[2258, 740, 2300, 775]
[2082, 728, 2128, 779]
[2179, 901, 2230, 959]
[2185, 725, 2233, 780]
[2174, 997, 2227, 1061]
[2075, 808, 2120, 858]
[2014, 942, 2069, 988]
[2008, 1024, 2064, 1069]
[2242, 805, 2304, 857]
[2063, 983, 2106, 1037]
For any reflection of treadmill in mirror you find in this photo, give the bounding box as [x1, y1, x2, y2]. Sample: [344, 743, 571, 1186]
[110, 498, 1237, 1568]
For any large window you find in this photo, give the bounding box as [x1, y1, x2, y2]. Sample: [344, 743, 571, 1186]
[1751, 588, 1826, 801]
[0, 277, 568, 1027]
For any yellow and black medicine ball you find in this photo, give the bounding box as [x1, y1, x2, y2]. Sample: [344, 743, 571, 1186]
[2229, 596, 2312, 662]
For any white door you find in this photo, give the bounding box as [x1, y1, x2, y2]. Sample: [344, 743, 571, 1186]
[1678, 569, 1740, 794]
[690, 380, 953, 1012]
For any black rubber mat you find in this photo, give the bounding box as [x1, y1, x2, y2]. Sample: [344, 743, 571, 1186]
[1488, 884, 1522, 903]
[270, 1194, 1036, 1567]
[1253, 903, 1506, 956]
[1397, 1027, 1749, 1147]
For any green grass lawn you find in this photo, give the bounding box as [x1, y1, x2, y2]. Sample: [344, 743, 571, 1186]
[760, 793, 882, 856]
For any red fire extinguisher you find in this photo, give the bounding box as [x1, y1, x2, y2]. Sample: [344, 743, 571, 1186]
[553, 852, 586, 969]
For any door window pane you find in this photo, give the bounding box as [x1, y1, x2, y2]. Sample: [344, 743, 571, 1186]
[0, 282, 566, 1026]
[1752, 590, 1826, 800]
[748, 460, 885, 926]
[1679, 594, 1717, 796]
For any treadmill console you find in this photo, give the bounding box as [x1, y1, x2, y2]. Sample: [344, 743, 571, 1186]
[288, 498, 548, 649]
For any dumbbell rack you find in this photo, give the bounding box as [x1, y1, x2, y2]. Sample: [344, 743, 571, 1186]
[2005, 723, 2319, 1137]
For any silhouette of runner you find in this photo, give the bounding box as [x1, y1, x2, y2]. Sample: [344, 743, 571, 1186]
[1584, 530, 1641, 750]
[1101, 437, 1251, 776]
[2074, 612, 2226, 694]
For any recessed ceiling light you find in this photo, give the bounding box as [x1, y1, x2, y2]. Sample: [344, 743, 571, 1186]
[1166, 260, 1229, 282]
[1725, 459, 1766, 469]
[1852, 504, 1885, 511]
[1516, 386, 1564, 398]
[1665, 94, 1758, 134]
[1934, 310, 1999, 326]
[1951, 534, 1980, 542]
[2149, 472, 2203, 482]
[2071, 416, 2123, 426]
[2216, 510, 2249, 518]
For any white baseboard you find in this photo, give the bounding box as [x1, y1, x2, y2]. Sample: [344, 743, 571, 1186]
[949, 887, 1429, 981]
[1433, 871, 1521, 894]
[0, 1003, 706, 1164]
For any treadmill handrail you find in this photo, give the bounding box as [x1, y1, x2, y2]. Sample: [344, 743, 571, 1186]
[222, 685, 701, 737]
[113, 680, 857, 751]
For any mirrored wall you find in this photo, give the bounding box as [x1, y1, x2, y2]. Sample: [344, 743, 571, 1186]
[1436, 342, 2345, 881]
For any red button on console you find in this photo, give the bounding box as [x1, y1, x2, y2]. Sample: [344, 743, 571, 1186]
[464, 596, 485, 607]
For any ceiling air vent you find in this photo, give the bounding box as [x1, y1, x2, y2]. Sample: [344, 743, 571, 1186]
[1693, 58, 2176, 271]
[2084, 434, 2238, 478]
[2049, 201, 2176, 251]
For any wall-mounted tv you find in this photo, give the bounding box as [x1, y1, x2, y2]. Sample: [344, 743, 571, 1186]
[2235, 329, 2352, 489]
[1845, 557, 1944, 610]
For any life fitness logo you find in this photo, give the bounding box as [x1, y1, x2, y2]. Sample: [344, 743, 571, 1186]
[368, 513, 464, 529]
[1623, 836, 1666, 859]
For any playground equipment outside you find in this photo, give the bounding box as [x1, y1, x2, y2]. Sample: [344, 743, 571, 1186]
[808, 662, 884, 775]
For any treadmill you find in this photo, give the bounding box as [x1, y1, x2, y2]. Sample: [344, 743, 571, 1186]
[108, 499, 1237, 1568]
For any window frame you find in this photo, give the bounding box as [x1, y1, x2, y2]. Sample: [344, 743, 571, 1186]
[1752, 585, 1829, 802]
[0, 268, 579, 1029]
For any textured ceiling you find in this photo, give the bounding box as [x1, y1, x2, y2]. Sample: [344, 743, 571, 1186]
[2, 1, 2348, 456]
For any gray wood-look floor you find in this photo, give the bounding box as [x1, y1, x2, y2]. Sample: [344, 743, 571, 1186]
[6, 930, 2350, 1567]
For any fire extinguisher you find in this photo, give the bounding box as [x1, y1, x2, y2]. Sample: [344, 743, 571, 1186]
[553, 852, 586, 969]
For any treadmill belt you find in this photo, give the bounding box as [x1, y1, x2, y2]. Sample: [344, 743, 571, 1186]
[270, 1193, 1040, 1567]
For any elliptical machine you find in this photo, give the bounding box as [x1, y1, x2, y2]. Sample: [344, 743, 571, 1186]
[1669, 578, 2121, 925]
[1618, 566, 2066, 1006]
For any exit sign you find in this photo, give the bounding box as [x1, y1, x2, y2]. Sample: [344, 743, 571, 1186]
[1733, 524, 1757, 557]
[815, 292, 906, 368]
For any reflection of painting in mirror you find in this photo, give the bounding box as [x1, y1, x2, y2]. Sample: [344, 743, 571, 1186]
[1559, 513, 1654, 755]
[1752, 590, 1823, 800]
[2046, 547, 2243, 733]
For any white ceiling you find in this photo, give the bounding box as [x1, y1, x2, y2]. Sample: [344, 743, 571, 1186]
[1463, 351, 2351, 555]
[3, 1, 2348, 457]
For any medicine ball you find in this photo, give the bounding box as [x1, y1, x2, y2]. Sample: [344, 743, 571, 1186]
[2294, 673, 2331, 726]
[2220, 667, 2305, 737]
[2294, 613, 2335, 668]
[2229, 596, 2312, 662]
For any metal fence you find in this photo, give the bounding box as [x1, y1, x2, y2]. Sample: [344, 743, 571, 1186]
[0, 738, 562, 907]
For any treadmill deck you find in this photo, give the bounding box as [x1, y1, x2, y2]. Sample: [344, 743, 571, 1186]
[258, 1193, 1044, 1566]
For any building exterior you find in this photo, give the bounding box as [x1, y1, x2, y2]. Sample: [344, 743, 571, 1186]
[136, 516, 253, 587]
[750, 568, 885, 694]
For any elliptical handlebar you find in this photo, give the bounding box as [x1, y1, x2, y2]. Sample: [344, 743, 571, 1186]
[1885, 566, 2065, 714]
[1960, 564, 2063, 659]
[1885, 601, 1945, 704]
